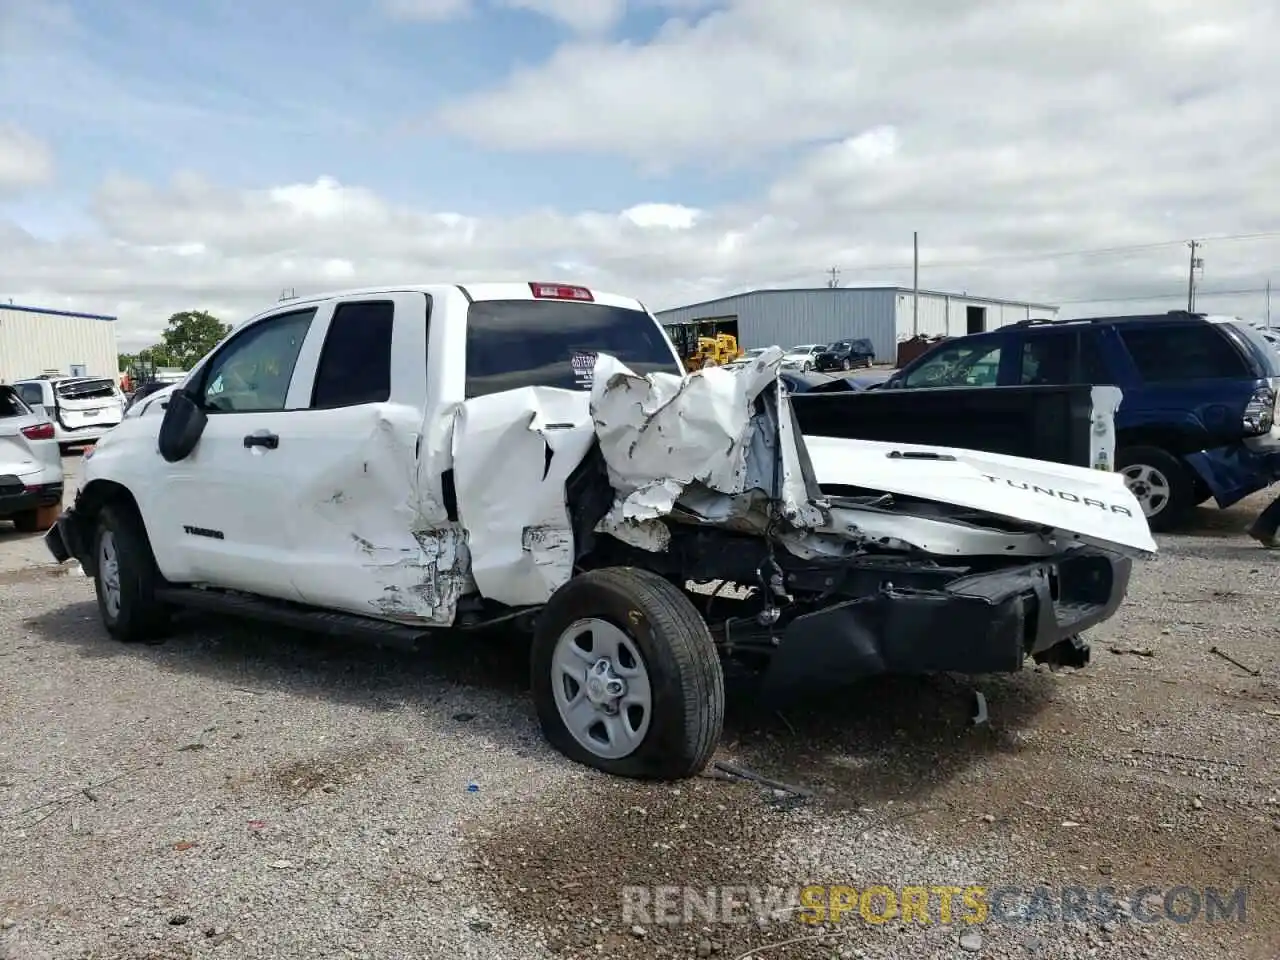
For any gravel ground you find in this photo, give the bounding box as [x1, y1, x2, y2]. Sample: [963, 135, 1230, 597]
[1, 459, 1277, 960]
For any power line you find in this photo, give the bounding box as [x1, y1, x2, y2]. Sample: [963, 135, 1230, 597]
[774, 230, 1280, 285]
[1055, 285, 1272, 306]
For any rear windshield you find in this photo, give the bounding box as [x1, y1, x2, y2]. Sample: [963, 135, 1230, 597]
[464, 300, 681, 399]
[0, 386, 31, 418]
[56, 378, 117, 400]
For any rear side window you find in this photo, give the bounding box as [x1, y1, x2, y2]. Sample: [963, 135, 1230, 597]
[311, 301, 394, 408]
[0, 386, 30, 418]
[464, 301, 680, 399]
[15, 383, 44, 407]
[1119, 324, 1248, 382]
[1018, 331, 1075, 385]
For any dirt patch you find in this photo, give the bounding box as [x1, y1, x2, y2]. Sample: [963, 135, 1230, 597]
[228, 742, 407, 800]
[467, 770, 842, 959]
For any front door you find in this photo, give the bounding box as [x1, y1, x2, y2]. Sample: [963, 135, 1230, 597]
[152, 305, 322, 598]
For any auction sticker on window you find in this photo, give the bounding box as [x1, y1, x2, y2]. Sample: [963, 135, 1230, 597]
[571, 351, 597, 388]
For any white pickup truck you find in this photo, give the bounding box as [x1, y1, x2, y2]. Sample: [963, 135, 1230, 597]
[45, 282, 1157, 780]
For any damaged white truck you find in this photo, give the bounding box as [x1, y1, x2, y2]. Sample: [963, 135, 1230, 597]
[44, 282, 1158, 780]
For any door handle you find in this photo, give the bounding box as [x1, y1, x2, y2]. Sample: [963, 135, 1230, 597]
[243, 432, 279, 450]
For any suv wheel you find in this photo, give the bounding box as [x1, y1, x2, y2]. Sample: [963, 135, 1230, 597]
[92, 503, 170, 644]
[531, 567, 724, 780]
[841, 358, 851, 371]
[1116, 446, 1195, 532]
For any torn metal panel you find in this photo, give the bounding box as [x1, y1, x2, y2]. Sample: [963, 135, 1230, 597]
[293, 404, 471, 626]
[590, 348, 787, 518]
[452, 386, 596, 606]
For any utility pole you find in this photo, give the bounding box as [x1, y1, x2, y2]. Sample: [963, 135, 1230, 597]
[826, 266, 840, 288]
[1186, 240, 1203, 312]
[912, 231, 919, 337]
[1267, 279, 1272, 329]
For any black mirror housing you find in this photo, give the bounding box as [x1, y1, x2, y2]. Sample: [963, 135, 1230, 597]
[157, 389, 208, 462]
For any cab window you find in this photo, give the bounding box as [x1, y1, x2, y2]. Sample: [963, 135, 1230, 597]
[200, 308, 316, 413]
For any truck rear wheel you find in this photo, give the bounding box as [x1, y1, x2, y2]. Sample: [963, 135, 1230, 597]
[1116, 445, 1195, 533]
[531, 567, 724, 780]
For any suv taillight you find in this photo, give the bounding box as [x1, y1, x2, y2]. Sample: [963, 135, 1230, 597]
[21, 421, 55, 441]
[1243, 384, 1275, 435]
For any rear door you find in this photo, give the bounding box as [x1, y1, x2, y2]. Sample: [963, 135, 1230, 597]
[279, 293, 435, 617]
[1113, 321, 1258, 448]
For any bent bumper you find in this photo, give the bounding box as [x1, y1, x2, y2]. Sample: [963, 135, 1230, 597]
[44, 506, 89, 566]
[0, 479, 63, 519]
[1184, 444, 1280, 509]
[759, 548, 1132, 699]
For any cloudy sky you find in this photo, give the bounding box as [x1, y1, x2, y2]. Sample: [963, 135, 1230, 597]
[1, 0, 1277, 351]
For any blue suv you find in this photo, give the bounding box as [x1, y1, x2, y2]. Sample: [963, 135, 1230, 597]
[880, 311, 1280, 531]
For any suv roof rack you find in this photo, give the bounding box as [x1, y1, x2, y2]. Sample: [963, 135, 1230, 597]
[1012, 310, 1206, 328]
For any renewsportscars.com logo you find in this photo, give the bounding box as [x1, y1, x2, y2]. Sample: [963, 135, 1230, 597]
[620, 884, 1249, 928]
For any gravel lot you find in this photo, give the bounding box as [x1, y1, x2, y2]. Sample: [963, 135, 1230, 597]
[1, 457, 1277, 960]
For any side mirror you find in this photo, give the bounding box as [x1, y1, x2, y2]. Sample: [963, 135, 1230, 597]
[157, 389, 208, 463]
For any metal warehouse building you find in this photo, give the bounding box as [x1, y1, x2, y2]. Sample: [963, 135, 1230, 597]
[0, 303, 120, 386]
[655, 286, 1059, 364]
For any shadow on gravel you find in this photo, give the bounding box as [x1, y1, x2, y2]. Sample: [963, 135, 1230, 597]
[23, 600, 538, 742]
[720, 670, 1055, 808]
[26, 597, 1055, 805]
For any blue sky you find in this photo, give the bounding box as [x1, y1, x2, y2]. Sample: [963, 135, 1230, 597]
[0, 0, 761, 236]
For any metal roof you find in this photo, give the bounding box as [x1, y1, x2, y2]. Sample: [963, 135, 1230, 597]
[0, 302, 117, 322]
[655, 286, 1059, 315]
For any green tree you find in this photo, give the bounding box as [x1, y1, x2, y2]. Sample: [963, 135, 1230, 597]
[160, 310, 232, 368]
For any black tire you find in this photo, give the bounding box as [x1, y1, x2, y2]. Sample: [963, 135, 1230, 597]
[1115, 445, 1195, 533]
[802, 362, 812, 373]
[531, 567, 724, 780]
[92, 503, 170, 644]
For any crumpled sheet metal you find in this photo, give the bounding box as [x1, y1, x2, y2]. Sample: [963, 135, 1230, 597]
[452, 386, 596, 607]
[589, 348, 792, 540]
[300, 405, 472, 625]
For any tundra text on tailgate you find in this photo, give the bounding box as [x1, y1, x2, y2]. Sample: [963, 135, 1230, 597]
[43, 282, 1157, 780]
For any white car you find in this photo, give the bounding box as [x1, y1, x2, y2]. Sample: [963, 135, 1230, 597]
[13, 376, 126, 450]
[43, 281, 1155, 780]
[781, 344, 825, 372]
[0, 385, 64, 532]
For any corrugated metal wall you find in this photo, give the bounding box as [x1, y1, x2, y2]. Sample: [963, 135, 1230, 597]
[0, 307, 120, 384]
[893, 292, 1058, 338]
[656, 289, 900, 362]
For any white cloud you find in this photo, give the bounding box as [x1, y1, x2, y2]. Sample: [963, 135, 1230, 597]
[500, 0, 626, 34]
[3, 0, 1279, 351]
[0, 124, 54, 192]
[383, 0, 718, 33]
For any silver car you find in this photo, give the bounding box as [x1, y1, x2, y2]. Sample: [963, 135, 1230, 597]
[0, 385, 65, 532]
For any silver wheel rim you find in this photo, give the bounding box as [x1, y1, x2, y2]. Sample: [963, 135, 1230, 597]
[98, 530, 122, 618]
[1120, 463, 1170, 518]
[551, 618, 653, 760]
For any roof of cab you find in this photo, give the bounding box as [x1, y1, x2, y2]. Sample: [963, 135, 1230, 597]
[243, 282, 647, 325]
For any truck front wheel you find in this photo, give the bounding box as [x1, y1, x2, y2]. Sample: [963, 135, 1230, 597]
[531, 567, 724, 780]
[92, 503, 170, 644]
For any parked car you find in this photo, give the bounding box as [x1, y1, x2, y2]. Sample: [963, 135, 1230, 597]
[0, 385, 64, 532]
[814, 338, 876, 372]
[880, 311, 1280, 531]
[780, 344, 825, 372]
[13, 376, 126, 451]
[44, 282, 1152, 780]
